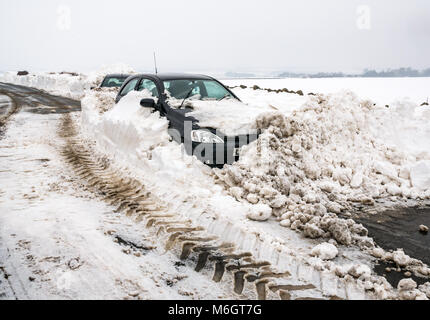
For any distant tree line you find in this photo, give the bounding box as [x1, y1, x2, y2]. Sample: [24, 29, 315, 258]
[278, 67, 430, 78]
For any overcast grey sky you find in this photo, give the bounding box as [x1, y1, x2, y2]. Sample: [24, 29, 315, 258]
[1, 0, 429, 73]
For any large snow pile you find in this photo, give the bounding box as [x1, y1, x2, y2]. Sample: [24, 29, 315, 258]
[81, 90, 171, 158]
[78, 83, 430, 299]
[214, 90, 430, 245]
[0, 63, 135, 99]
[80, 89, 229, 213]
[1, 71, 88, 99]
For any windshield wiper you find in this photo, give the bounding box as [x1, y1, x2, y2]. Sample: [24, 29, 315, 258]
[218, 94, 231, 101]
[180, 88, 194, 109]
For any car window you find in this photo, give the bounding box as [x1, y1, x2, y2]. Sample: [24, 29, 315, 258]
[137, 79, 159, 97]
[203, 81, 229, 100]
[120, 78, 139, 96]
[101, 77, 127, 88]
[163, 79, 232, 100]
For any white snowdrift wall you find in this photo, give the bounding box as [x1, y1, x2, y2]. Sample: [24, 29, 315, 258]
[0, 64, 135, 100]
[1, 72, 88, 99]
[215, 89, 430, 244]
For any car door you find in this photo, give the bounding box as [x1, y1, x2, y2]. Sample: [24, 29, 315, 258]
[136, 77, 166, 115]
[115, 77, 140, 103]
[136, 78, 160, 98]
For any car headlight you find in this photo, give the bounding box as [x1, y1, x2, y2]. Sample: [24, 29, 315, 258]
[191, 130, 224, 144]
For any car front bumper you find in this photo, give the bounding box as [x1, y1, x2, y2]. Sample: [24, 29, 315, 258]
[191, 142, 239, 167]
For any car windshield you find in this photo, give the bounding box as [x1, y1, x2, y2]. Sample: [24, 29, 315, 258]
[163, 79, 234, 101]
[101, 76, 127, 88]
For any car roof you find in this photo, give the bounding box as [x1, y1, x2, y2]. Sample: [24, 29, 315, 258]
[104, 74, 130, 78]
[133, 73, 214, 81]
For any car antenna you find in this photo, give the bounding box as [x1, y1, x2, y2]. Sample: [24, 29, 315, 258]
[153, 52, 158, 75]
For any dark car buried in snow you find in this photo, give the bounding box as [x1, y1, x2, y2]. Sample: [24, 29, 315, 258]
[115, 73, 259, 167]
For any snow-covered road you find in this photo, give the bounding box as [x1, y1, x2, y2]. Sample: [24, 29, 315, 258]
[0, 84, 247, 300]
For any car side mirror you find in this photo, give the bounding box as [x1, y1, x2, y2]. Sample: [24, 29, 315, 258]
[140, 98, 155, 109]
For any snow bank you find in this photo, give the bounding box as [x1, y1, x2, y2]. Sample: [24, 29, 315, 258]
[82, 84, 430, 249]
[0, 63, 135, 100]
[410, 161, 430, 190]
[82, 88, 118, 114]
[215, 90, 430, 244]
[80, 88, 223, 193]
[223, 77, 430, 106]
[82, 90, 171, 159]
[3, 69, 430, 299]
[1, 71, 88, 99]
[79, 81, 430, 300]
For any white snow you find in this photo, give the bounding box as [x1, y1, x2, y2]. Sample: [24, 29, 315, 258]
[223, 77, 430, 106]
[246, 203, 272, 221]
[213, 90, 430, 247]
[0, 72, 88, 99]
[2, 71, 430, 299]
[0, 110, 238, 300]
[311, 243, 338, 260]
[0, 63, 135, 100]
[78, 80, 411, 300]
[410, 161, 430, 190]
[166, 90, 308, 135]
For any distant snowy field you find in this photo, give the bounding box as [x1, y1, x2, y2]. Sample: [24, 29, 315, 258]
[222, 77, 430, 106]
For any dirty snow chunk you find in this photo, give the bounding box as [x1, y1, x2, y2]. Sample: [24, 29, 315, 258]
[271, 194, 288, 208]
[392, 249, 412, 267]
[311, 242, 338, 260]
[303, 192, 317, 204]
[374, 161, 398, 180]
[328, 220, 352, 245]
[410, 160, 430, 190]
[348, 264, 371, 278]
[415, 292, 429, 300]
[398, 278, 417, 291]
[67, 258, 82, 270]
[419, 224, 429, 234]
[280, 219, 291, 228]
[386, 183, 402, 196]
[399, 167, 410, 180]
[419, 282, 430, 298]
[247, 204, 272, 221]
[371, 247, 385, 259]
[246, 193, 259, 204]
[350, 172, 363, 188]
[304, 223, 324, 239]
[230, 187, 244, 201]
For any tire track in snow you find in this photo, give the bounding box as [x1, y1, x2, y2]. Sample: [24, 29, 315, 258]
[58, 113, 328, 300]
[0, 91, 20, 137]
